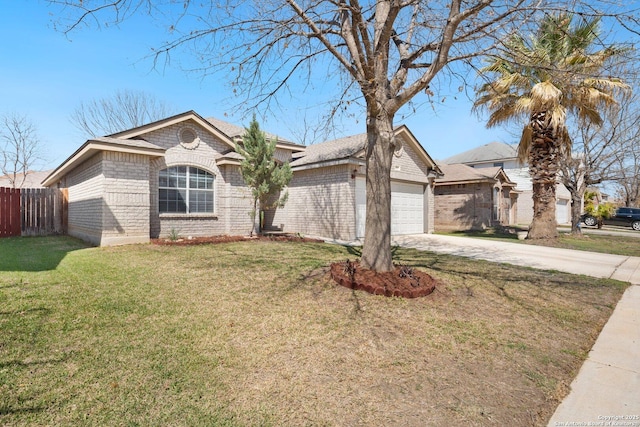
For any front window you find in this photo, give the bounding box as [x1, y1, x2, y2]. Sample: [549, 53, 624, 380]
[159, 166, 214, 213]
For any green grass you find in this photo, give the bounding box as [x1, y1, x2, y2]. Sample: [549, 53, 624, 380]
[0, 236, 629, 426]
[442, 229, 640, 257]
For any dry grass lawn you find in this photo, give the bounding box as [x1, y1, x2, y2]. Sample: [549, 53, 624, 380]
[0, 236, 628, 426]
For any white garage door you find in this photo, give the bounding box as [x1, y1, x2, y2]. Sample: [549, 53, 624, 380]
[355, 178, 424, 238]
[556, 199, 569, 224]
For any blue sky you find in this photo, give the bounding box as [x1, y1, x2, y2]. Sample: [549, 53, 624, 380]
[1, 1, 517, 171]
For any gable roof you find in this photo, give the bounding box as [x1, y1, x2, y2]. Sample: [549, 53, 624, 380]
[435, 163, 517, 186]
[442, 141, 518, 165]
[205, 117, 302, 149]
[290, 133, 365, 168]
[43, 111, 308, 186]
[42, 137, 165, 187]
[109, 110, 237, 148]
[290, 125, 442, 174]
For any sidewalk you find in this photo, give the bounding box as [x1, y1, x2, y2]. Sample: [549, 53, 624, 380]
[388, 234, 640, 425]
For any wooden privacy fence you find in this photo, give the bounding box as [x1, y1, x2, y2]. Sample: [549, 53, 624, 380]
[0, 187, 68, 237]
[0, 187, 21, 237]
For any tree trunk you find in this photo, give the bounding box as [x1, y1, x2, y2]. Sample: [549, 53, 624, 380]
[360, 114, 395, 272]
[527, 112, 559, 239]
[569, 188, 584, 235]
[528, 182, 558, 238]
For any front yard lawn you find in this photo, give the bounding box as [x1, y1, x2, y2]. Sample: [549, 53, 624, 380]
[0, 236, 628, 426]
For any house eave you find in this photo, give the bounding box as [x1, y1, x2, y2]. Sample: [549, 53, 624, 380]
[434, 178, 496, 186]
[42, 141, 165, 187]
[291, 157, 364, 172]
[216, 159, 243, 167]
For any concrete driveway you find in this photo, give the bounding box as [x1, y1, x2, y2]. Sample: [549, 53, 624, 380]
[392, 233, 640, 284]
[390, 234, 640, 426]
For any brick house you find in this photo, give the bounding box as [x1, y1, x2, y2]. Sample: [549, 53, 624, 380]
[42, 111, 442, 246]
[434, 163, 519, 231]
[442, 142, 573, 225]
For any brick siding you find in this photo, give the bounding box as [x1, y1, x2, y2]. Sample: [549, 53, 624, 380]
[148, 122, 256, 239]
[273, 165, 356, 240]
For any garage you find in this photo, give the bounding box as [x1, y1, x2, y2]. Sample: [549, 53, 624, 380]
[355, 177, 425, 238]
[556, 199, 569, 224]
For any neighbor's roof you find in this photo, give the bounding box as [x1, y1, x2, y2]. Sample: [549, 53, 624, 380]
[42, 137, 165, 187]
[435, 163, 516, 186]
[442, 141, 518, 165]
[0, 170, 53, 188]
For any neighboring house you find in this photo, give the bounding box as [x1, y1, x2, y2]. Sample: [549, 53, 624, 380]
[42, 111, 442, 246]
[0, 170, 51, 188]
[434, 163, 519, 231]
[442, 142, 572, 225]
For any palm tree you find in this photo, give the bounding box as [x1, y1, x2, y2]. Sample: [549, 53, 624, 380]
[475, 14, 626, 239]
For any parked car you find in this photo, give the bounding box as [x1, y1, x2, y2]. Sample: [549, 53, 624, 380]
[582, 207, 640, 231]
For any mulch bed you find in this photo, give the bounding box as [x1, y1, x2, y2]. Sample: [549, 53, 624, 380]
[330, 260, 440, 298]
[151, 234, 324, 246]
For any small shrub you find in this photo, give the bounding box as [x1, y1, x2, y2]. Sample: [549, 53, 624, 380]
[168, 228, 181, 241]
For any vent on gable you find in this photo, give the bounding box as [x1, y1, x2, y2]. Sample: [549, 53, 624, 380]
[178, 126, 200, 150]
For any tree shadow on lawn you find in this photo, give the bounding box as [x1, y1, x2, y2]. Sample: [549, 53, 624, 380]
[0, 236, 90, 272]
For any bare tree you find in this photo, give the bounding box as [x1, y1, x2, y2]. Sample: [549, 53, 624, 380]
[608, 91, 640, 207]
[560, 92, 640, 233]
[51, 0, 640, 271]
[0, 113, 44, 189]
[71, 89, 175, 137]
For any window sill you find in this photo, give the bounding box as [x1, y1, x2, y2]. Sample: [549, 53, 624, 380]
[159, 213, 218, 220]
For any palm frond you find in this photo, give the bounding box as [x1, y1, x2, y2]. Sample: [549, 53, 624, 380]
[530, 81, 562, 110]
[517, 125, 533, 163]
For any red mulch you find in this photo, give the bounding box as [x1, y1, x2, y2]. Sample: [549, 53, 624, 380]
[151, 234, 324, 246]
[330, 260, 439, 298]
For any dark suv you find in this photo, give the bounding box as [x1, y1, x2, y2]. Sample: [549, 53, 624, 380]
[582, 207, 640, 231]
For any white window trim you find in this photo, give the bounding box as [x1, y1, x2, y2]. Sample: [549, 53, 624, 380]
[158, 166, 216, 215]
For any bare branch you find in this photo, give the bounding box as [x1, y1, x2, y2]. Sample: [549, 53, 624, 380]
[0, 113, 45, 188]
[70, 89, 175, 137]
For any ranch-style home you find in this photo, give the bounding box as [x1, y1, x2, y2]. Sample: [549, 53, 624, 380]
[42, 111, 443, 246]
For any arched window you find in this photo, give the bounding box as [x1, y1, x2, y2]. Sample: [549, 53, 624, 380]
[158, 166, 214, 213]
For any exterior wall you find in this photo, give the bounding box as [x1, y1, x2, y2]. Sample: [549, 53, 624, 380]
[146, 120, 254, 238]
[65, 153, 105, 245]
[64, 151, 152, 246]
[220, 165, 254, 235]
[434, 183, 495, 231]
[434, 183, 493, 231]
[273, 164, 355, 240]
[392, 138, 431, 178]
[101, 151, 151, 245]
[425, 180, 436, 234]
